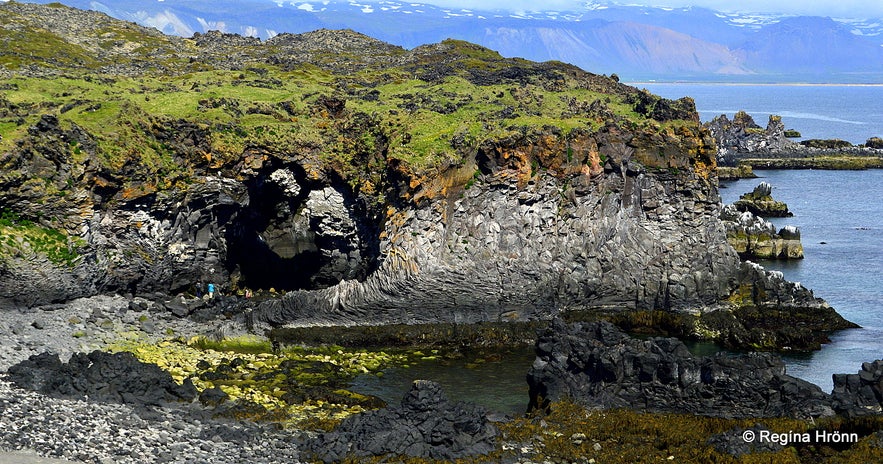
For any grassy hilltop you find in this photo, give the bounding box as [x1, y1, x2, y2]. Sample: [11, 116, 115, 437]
[0, 1, 704, 223]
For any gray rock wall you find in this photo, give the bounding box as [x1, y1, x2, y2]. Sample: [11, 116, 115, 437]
[251, 161, 741, 326]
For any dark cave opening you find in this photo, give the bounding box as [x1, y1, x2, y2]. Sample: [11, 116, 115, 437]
[224, 168, 379, 292]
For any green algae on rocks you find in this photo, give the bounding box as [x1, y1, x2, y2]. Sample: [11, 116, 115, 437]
[107, 333, 407, 429]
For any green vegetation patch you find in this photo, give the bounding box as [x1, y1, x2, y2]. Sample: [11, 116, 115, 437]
[107, 333, 408, 430]
[0, 209, 81, 266]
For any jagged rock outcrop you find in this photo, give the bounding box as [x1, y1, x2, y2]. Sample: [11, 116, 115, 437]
[6, 350, 197, 406]
[831, 360, 883, 418]
[720, 204, 803, 259]
[528, 320, 883, 421]
[705, 111, 883, 168]
[306, 380, 498, 462]
[0, 3, 854, 351]
[716, 261, 856, 351]
[733, 182, 792, 217]
[527, 320, 834, 419]
[706, 112, 799, 166]
[248, 124, 750, 328]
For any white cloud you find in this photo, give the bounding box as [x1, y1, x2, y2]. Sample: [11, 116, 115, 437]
[133, 9, 194, 36]
[409, 0, 883, 18]
[197, 17, 227, 33]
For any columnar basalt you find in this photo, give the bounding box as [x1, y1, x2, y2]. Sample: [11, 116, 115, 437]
[0, 3, 854, 351]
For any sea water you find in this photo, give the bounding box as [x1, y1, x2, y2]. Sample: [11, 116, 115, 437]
[721, 170, 883, 391]
[350, 85, 883, 410]
[634, 83, 883, 145]
[350, 171, 882, 411]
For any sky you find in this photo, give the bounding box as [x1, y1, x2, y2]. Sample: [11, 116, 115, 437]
[415, 0, 883, 18]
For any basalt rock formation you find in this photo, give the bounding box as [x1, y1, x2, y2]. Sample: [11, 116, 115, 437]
[705, 111, 883, 169]
[706, 112, 799, 166]
[733, 182, 792, 217]
[6, 350, 198, 406]
[721, 204, 803, 259]
[831, 361, 883, 418]
[528, 320, 882, 420]
[0, 3, 853, 350]
[306, 380, 498, 462]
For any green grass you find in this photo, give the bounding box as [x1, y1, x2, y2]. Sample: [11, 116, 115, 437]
[0, 22, 705, 203]
[0, 209, 81, 266]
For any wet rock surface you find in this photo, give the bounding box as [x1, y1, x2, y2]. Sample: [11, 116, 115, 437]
[306, 379, 498, 462]
[527, 320, 836, 419]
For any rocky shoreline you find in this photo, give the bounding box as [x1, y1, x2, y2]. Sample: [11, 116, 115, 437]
[0, 3, 878, 462]
[706, 111, 883, 178]
[0, 296, 302, 464]
[2, 298, 881, 463]
[528, 320, 883, 419]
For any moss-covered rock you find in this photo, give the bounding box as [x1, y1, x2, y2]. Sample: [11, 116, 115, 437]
[733, 181, 792, 217]
[107, 334, 408, 429]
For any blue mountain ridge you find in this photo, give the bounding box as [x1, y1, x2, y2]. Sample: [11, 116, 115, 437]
[19, 0, 883, 82]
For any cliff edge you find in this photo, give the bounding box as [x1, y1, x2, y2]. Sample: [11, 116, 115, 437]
[0, 2, 853, 350]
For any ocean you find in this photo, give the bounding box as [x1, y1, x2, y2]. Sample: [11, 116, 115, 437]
[638, 82, 883, 390]
[633, 83, 883, 145]
[721, 170, 883, 391]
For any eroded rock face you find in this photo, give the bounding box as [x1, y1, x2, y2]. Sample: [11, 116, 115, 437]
[706, 113, 800, 165]
[0, 62, 850, 350]
[252, 127, 746, 327]
[225, 172, 376, 292]
[831, 360, 883, 418]
[733, 182, 792, 217]
[526, 320, 834, 419]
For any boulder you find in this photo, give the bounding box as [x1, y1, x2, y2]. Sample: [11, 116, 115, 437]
[527, 320, 834, 419]
[306, 380, 498, 462]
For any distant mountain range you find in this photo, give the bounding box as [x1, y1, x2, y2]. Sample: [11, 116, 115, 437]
[15, 0, 883, 82]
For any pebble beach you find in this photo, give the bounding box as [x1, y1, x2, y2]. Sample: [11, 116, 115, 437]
[0, 295, 304, 464]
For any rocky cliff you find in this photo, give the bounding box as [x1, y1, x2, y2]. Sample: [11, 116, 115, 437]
[721, 204, 804, 260]
[0, 3, 853, 349]
[706, 111, 883, 169]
